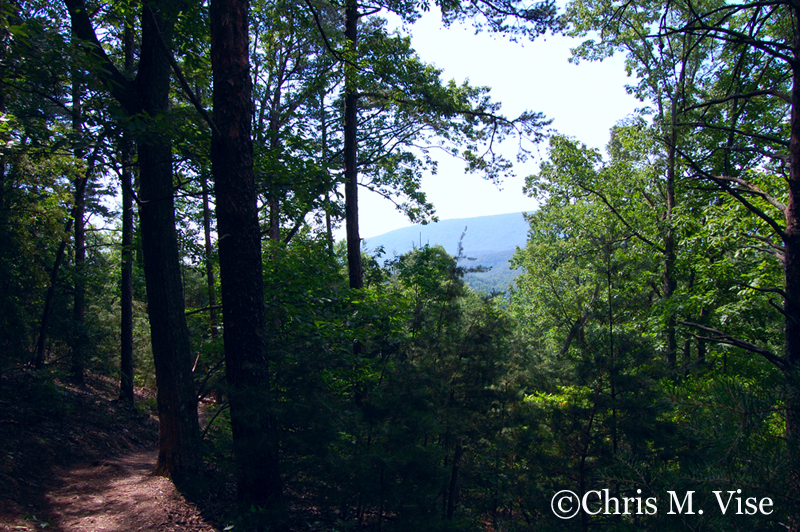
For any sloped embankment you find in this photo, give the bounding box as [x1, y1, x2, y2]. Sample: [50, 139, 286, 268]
[0, 370, 217, 532]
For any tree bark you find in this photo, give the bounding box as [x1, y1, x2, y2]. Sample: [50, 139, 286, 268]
[119, 16, 136, 405]
[344, 0, 362, 289]
[137, 0, 202, 480]
[783, 10, 800, 529]
[211, 0, 282, 506]
[201, 175, 218, 338]
[71, 57, 87, 385]
[66, 0, 203, 480]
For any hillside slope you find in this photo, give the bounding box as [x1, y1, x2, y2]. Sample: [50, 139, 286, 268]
[0, 372, 219, 532]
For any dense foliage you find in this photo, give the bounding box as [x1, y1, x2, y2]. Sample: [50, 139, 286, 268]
[0, 0, 798, 530]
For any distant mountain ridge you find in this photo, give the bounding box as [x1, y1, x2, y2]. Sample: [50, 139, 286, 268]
[365, 212, 531, 292]
[364, 212, 530, 257]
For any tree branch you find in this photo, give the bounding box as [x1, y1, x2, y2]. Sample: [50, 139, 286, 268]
[734, 282, 787, 298]
[142, 2, 220, 137]
[573, 181, 666, 253]
[302, 0, 349, 67]
[559, 284, 600, 357]
[678, 320, 785, 370]
[714, 175, 787, 213]
[673, 145, 788, 241]
[684, 89, 791, 110]
[64, 0, 140, 114]
[186, 304, 223, 317]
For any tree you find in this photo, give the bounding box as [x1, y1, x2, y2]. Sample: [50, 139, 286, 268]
[342, 0, 361, 289]
[641, 0, 799, 519]
[65, 0, 202, 480]
[314, 244, 519, 528]
[2, 3, 82, 371]
[69, 36, 87, 384]
[0, 10, 7, 379]
[119, 13, 136, 405]
[307, 0, 559, 290]
[564, 0, 723, 368]
[511, 133, 713, 531]
[562, 0, 799, 521]
[249, 0, 336, 243]
[210, 0, 283, 507]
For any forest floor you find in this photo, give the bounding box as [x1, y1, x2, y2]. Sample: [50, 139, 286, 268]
[0, 369, 222, 532]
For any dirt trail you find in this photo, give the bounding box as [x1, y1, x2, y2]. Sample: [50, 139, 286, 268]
[0, 373, 222, 532]
[42, 450, 217, 532]
[0, 448, 219, 532]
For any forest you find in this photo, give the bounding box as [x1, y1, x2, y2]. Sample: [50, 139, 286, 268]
[0, 0, 798, 530]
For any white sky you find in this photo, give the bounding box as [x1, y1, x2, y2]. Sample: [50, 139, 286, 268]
[349, 8, 642, 239]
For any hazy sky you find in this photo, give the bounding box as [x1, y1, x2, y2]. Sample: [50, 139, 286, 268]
[352, 8, 642, 238]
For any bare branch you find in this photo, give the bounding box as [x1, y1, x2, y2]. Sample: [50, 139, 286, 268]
[186, 304, 223, 317]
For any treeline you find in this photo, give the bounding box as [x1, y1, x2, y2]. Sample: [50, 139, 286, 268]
[508, 0, 798, 529]
[0, 0, 798, 530]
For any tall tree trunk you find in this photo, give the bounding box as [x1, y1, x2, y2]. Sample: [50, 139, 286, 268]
[120, 133, 135, 403]
[34, 217, 74, 368]
[662, 48, 691, 370]
[267, 84, 282, 242]
[33, 132, 95, 371]
[137, 0, 202, 480]
[663, 98, 679, 369]
[119, 16, 136, 405]
[320, 94, 334, 256]
[65, 0, 202, 481]
[0, 17, 7, 379]
[201, 174, 218, 338]
[783, 11, 800, 530]
[319, 91, 335, 257]
[606, 245, 617, 455]
[697, 307, 708, 364]
[71, 58, 87, 385]
[446, 437, 464, 520]
[211, 0, 282, 506]
[344, 0, 362, 289]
